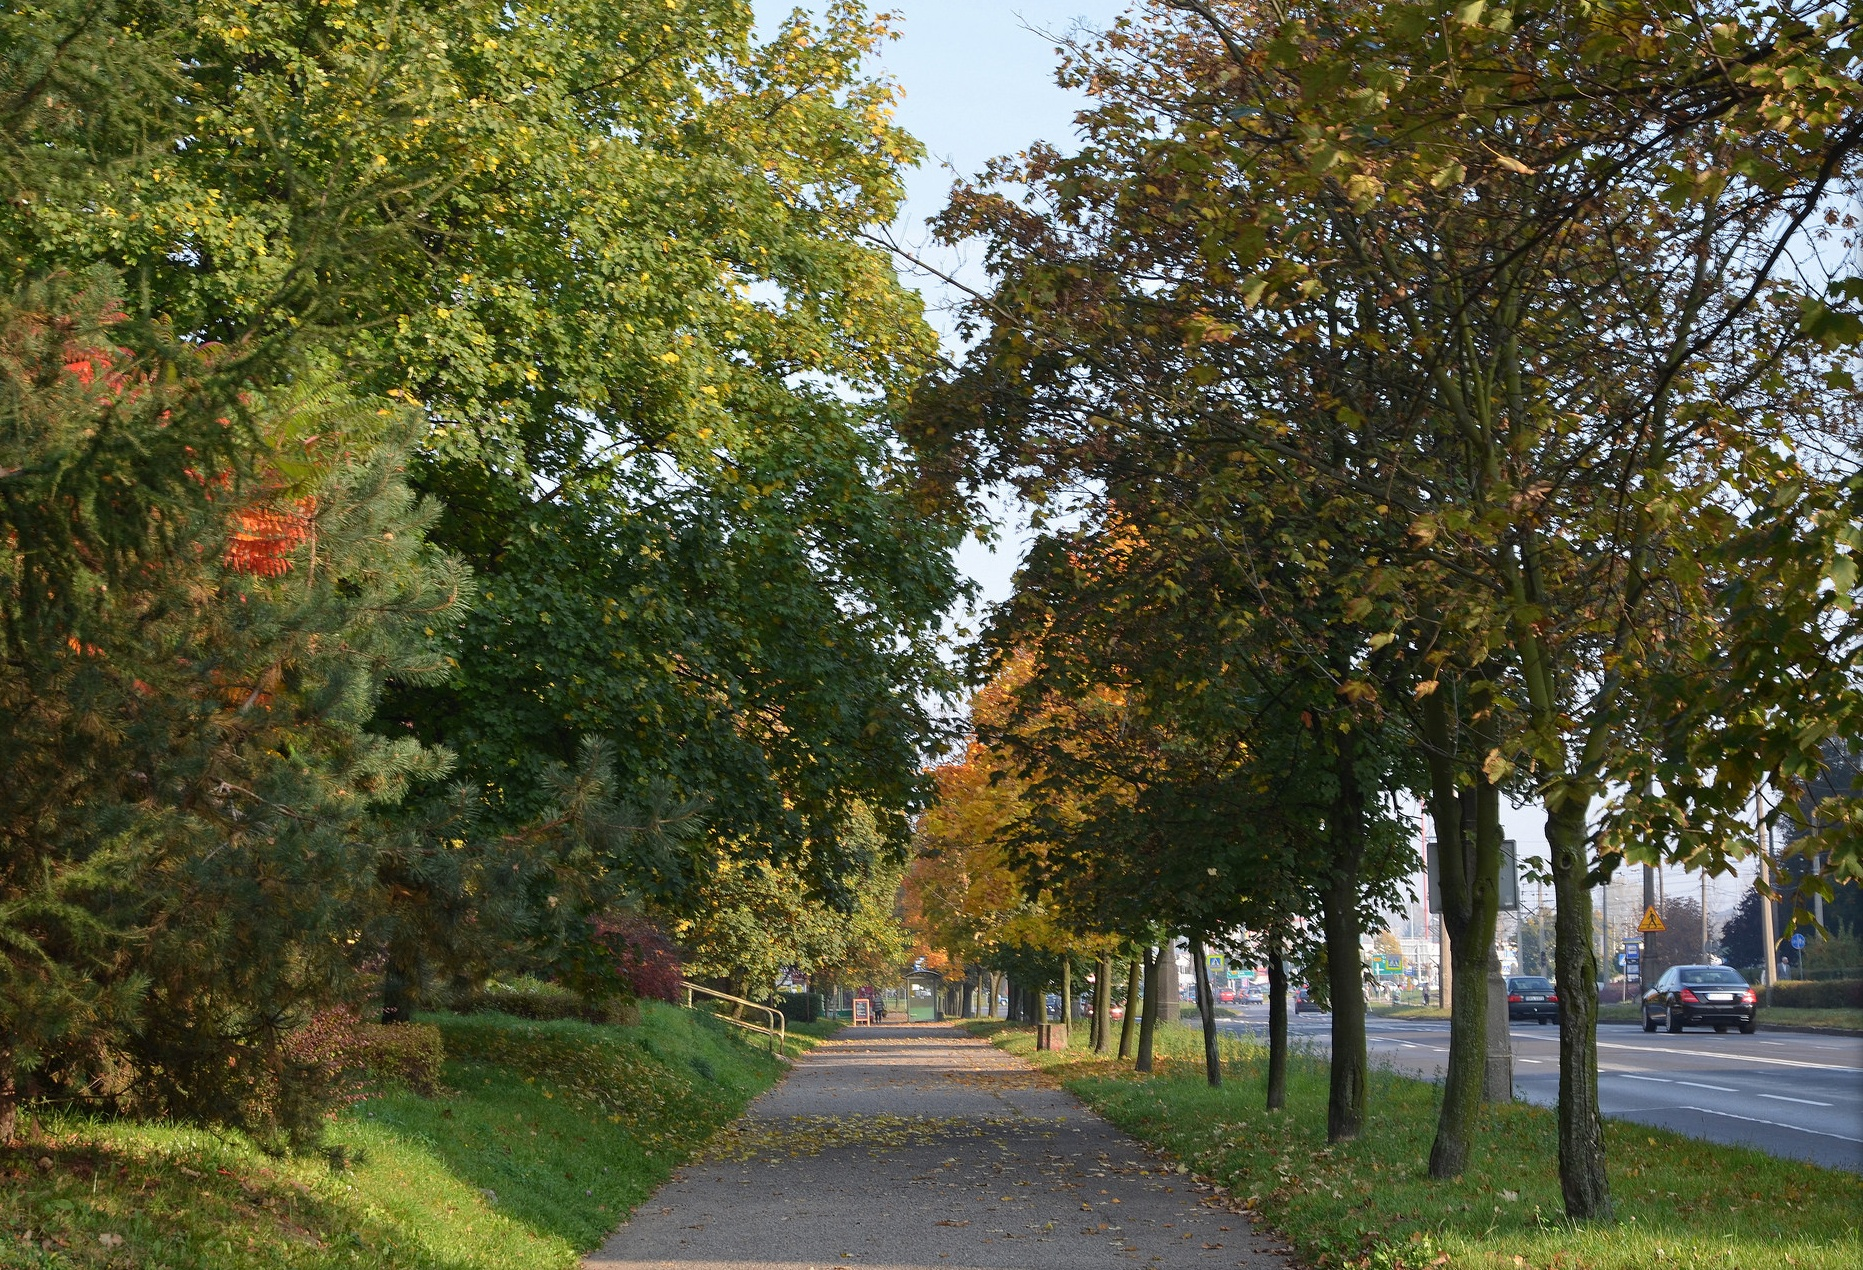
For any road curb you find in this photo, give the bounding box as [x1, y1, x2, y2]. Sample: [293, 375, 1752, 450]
[1594, 1019, 1863, 1038]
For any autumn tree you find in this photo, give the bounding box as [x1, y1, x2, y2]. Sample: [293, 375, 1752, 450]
[907, 664, 1115, 1023]
[915, 0, 1862, 1215]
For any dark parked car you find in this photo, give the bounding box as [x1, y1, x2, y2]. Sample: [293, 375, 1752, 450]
[1505, 976, 1560, 1024]
[1294, 986, 1326, 1014]
[1642, 965, 1757, 1034]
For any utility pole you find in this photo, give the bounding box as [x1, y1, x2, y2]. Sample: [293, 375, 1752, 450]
[1440, 909, 1453, 1012]
[1599, 878, 1609, 985]
[1758, 793, 1777, 1005]
[1642, 863, 1656, 987]
[1535, 875, 1545, 975]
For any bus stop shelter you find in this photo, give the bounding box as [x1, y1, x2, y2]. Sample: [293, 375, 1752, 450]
[904, 969, 943, 1022]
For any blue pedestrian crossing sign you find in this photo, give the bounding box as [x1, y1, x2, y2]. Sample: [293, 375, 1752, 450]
[1205, 952, 1226, 978]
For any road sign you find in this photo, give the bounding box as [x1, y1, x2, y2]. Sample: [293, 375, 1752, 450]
[1790, 932, 1808, 950]
[1205, 952, 1226, 978]
[1637, 905, 1667, 934]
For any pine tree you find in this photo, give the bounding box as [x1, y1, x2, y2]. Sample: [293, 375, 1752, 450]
[1, 345, 467, 1143]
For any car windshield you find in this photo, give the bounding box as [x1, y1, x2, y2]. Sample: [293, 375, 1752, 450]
[1677, 967, 1747, 986]
[1510, 978, 1553, 992]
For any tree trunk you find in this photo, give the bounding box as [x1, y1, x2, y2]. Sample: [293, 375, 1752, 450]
[1432, 913, 1498, 1175]
[1266, 946, 1288, 1111]
[1192, 938, 1222, 1087]
[1093, 953, 1113, 1053]
[1322, 734, 1369, 1142]
[0, 1049, 17, 1144]
[1118, 955, 1141, 1060]
[380, 934, 422, 1025]
[1062, 959, 1072, 1027]
[1425, 682, 1505, 1178]
[1136, 946, 1161, 1072]
[1549, 790, 1614, 1220]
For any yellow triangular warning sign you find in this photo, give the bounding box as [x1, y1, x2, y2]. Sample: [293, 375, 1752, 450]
[1638, 905, 1666, 934]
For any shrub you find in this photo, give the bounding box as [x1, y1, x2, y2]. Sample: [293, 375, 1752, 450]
[283, 1008, 444, 1093]
[263, 1007, 443, 1152]
[1766, 978, 1863, 1010]
[779, 991, 825, 1022]
[444, 976, 644, 1026]
[557, 912, 683, 1010]
[598, 912, 683, 1003]
[457, 978, 583, 1020]
[358, 1019, 444, 1093]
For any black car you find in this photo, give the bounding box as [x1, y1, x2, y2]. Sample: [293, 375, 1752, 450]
[1294, 986, 1326, 1014]
[1505, 975, 1560, 1024]
[1642, 964, 1757, 1034]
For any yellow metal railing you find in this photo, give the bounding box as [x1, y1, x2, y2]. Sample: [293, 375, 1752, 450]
[680, 980, 786, 1056]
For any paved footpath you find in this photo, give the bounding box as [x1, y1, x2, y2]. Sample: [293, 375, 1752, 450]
[586, 1022, 1297, 1270]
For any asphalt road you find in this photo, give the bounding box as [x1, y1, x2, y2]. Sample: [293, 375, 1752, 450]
[1214, 1007, 1863, 1172]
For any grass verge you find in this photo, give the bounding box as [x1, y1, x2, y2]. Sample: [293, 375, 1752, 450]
[1593, 1002, 1863, 1031]
[1370, 1001, 1863, 1033]
[1368, 1004, 1452, 1022]
[2, 1003, 833, 1269]
[970, 1019, 1862, 1270]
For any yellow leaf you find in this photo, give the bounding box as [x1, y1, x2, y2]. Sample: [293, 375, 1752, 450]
[1483, 748, 1516, 784]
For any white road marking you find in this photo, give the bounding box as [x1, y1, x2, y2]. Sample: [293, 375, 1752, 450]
[1620, 1074, 1672, 1084]
[1757, 1093, 1834, 1107]
[1680, 1106, 1863, 1145]
[1517, 1058, 1545, 1064]
[1597, 1041, 1859, 1074]
[1675, 1081, 1736, 1092]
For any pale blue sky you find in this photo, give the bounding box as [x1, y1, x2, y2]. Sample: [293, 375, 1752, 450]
[757, 3, 1127, 299]
[754, 3, 1132, 611]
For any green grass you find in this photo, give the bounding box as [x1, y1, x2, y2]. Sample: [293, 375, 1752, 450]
[1369, 1003, 1453, 1021]
[969, 1019, 1863, 1270]
[1593, 1002, 1863, 1031]
[1371, 1000, 1862, 1032]
[1, 1002, 832, 1269]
